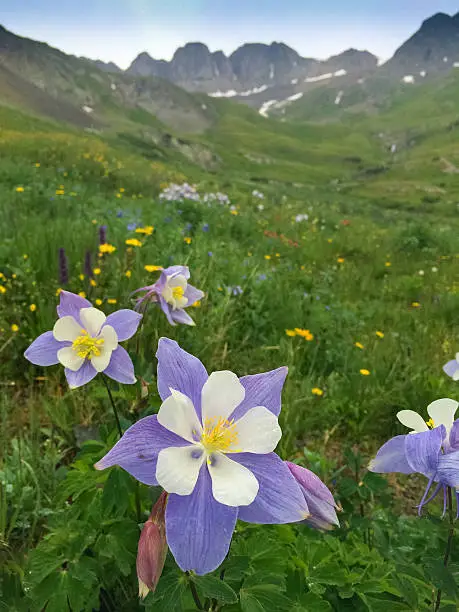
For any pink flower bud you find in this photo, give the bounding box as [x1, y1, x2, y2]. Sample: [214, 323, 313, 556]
[137, 491, 168, 599]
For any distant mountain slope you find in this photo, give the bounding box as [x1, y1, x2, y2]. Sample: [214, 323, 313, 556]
[0, 24, 216, 134]
[383, 12, 459, 77]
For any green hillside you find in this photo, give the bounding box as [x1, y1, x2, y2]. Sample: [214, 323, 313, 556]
[2, 32, 459, 612]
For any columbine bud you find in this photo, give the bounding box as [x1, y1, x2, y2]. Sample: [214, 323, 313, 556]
[137, 492, 168, 599]
[286, 462, 340, 531]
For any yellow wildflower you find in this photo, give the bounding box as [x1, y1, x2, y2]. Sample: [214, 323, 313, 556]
[327, 239, 333, 243]
[93, 268, 101, 275]
[56, 288, 63, 296]
[99, 244, 116, 254]
[275, 253, 280, 258]
[230, 209, 239, 215]
[119, 187, 125, 193]
[79, 274, 85, 281]
[95, 299, 103, 306]
[295, 328, 314, 341]
[55, 189, 65, 196]
[312, 388, 324, 396]
[107, 298, 117, 305]
[0, 286, 6, 294]
[285, 329, 296, 337]
[78, 292, 87, 298]
[411, 301, 420, 308]
[35, 163, 40, 167]
[385, 262, 391, 267]
[125, 270, 132, 278]
[12, 274, 17, 279]
[11, 324, 19, 333]
[0, 273, 4, 280]
[23, 254, 28, 260]
[184, 237, 192, 245]
[29, 304, 37, 312]
[90, 279, 97, 287]
[376, 331, 384, 338]
[264, 255, 271, 260]
[135, 226, 154, 235]
[144, 265, 163, 273]
[15, 187, 24, 193]
[354, 342, 364, 349]
[192, 300, 201, 308]
[337, 257, 345, 264]
[125, 239, 142, 248]
[360, 369, 371, 376]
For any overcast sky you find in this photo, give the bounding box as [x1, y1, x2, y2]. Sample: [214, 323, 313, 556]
[1, 1, 458, 69]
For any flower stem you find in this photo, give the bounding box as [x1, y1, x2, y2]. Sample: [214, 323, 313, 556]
[186, 572, 203, 610]
[102, 375, 123, 438]
[434, 486, 455, 611]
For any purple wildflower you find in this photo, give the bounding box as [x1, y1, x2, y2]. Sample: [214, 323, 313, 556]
[95, 338, 309, 574]
[369, 399, 459, 515]
[286, 462, 339, 530]
[84, 250, 93, 278]
[58, 248, 69, 285]
[99, 225, 107, 245]
[207, 251, 213, 257]
[202, 223, 209, 232]
[24, 291, 142, 389]
[133, 265, 204, 326]
[127, 222, 137, 231]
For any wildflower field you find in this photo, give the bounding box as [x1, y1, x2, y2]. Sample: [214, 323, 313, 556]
[2, 103, 459, 612]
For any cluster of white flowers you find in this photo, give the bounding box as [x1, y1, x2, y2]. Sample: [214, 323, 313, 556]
[295, 214, 309, 223]
[159, 183, 231, 206]
[159, 183, 200, 202]
[252, 189, 265, 199]
[202, 192, 231, 206]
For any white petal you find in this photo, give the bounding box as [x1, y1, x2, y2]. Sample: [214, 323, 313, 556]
[233, 406, 282, 453]
[99, 324, 118, 351]
[156, 445, 204, 495]
[53, 316, 82, 342]
[427, 398, 459, 433]
[57, 346, 84, 371]
[174, 296, 188, 310]
[90, 348, 113, 372]
[201, 371, 245, 423]
[208, 452, 259, 506]
[453, 370, 459, 382]
[157, 389, 202, 442]
[80, 307, 106, 336]
[168, 274, 187, 290]
[455, 353, 459, 362]
[396, 410, 428, 433]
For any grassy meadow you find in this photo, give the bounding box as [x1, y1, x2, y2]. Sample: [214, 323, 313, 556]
[1, 93, 459, 611]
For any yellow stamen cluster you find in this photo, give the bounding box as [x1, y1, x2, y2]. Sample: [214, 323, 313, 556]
[201, 417, 238, 454]
[426, 418, 435, 429]
[172, 286, 185, 301]
[72, 330, 104, 359]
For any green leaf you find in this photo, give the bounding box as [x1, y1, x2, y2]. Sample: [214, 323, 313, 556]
[240, 584, 291, 612]
[101, 467, 135, 515]
[25, 549, 65, 589]
[296, 592, 332, 611]
[193, 575, 238, 604]
[425, 558, 459, 598]
[150, 571, 187, 612]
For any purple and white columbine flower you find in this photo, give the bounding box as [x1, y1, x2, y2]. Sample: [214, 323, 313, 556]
[134, 265, 204, 326]
[95, 338, 312, 574]
[25, 291, 142, 389]
[369, 399, 459, 515]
